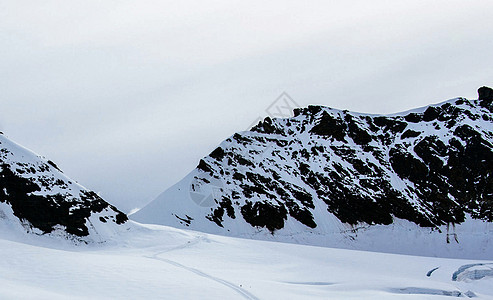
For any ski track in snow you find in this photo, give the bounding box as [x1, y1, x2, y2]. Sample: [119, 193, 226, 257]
[145, 236, 259, 300]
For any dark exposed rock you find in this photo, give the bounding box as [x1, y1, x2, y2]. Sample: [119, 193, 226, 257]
[310, 111, 347, 141]
[241, 200, 287, 233]
[404, 113, 422, 123]
[206, 196, 236, 227]
[423, 106, 440, 122]
[401, 129, 421, 139]
[251, 117, 284, 135]
[209, 147, 226, 161]
[174, 214, 193, 226]
[47, 160, 62, 172]
[373, 117, 407, 133]
[232, 172, 245, 181]
[478, 86, 493, 102]
[347, 117, 373, 145]
[197, 159, 214, 174]
[285, 200, 316, 228]
[389, 148, 428, 182]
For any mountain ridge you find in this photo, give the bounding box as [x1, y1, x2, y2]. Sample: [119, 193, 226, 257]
[132, 87, 493, 256]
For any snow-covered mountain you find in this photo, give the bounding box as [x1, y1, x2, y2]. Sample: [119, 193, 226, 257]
[132, 87, 493, 258]
[0, 132, 129, 243]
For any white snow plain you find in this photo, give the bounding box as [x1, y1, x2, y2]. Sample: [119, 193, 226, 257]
[1, 221, 492, 300]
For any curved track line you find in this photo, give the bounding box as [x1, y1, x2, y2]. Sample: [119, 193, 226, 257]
[148, 256, 259, 300]
[145, 236, 259, 300]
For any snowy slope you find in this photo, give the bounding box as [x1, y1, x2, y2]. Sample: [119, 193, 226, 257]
[0, 132, 129, 243]
[0, 224, 492, 299]
[132, 88, 493, 258]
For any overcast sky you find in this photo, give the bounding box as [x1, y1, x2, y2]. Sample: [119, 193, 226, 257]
[1, 1, 493, 212]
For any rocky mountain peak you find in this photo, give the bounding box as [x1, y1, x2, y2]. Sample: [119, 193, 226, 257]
[0, 133, 128, 243]
[132, 89, 493, 251]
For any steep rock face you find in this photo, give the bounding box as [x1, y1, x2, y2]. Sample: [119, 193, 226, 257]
[132, 89, 493, 253]
[0, 133, 128, 242]
[478, 86, 493, 103]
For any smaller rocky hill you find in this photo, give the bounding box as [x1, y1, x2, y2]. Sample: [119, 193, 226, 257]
[0, 133, 129, 243]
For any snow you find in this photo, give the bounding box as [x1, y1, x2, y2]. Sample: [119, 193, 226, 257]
[0, 223, 492, 299]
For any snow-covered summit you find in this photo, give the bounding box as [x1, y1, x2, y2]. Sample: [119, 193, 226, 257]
[132, 87, 493, 258]
[0, 132, 129, 243]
